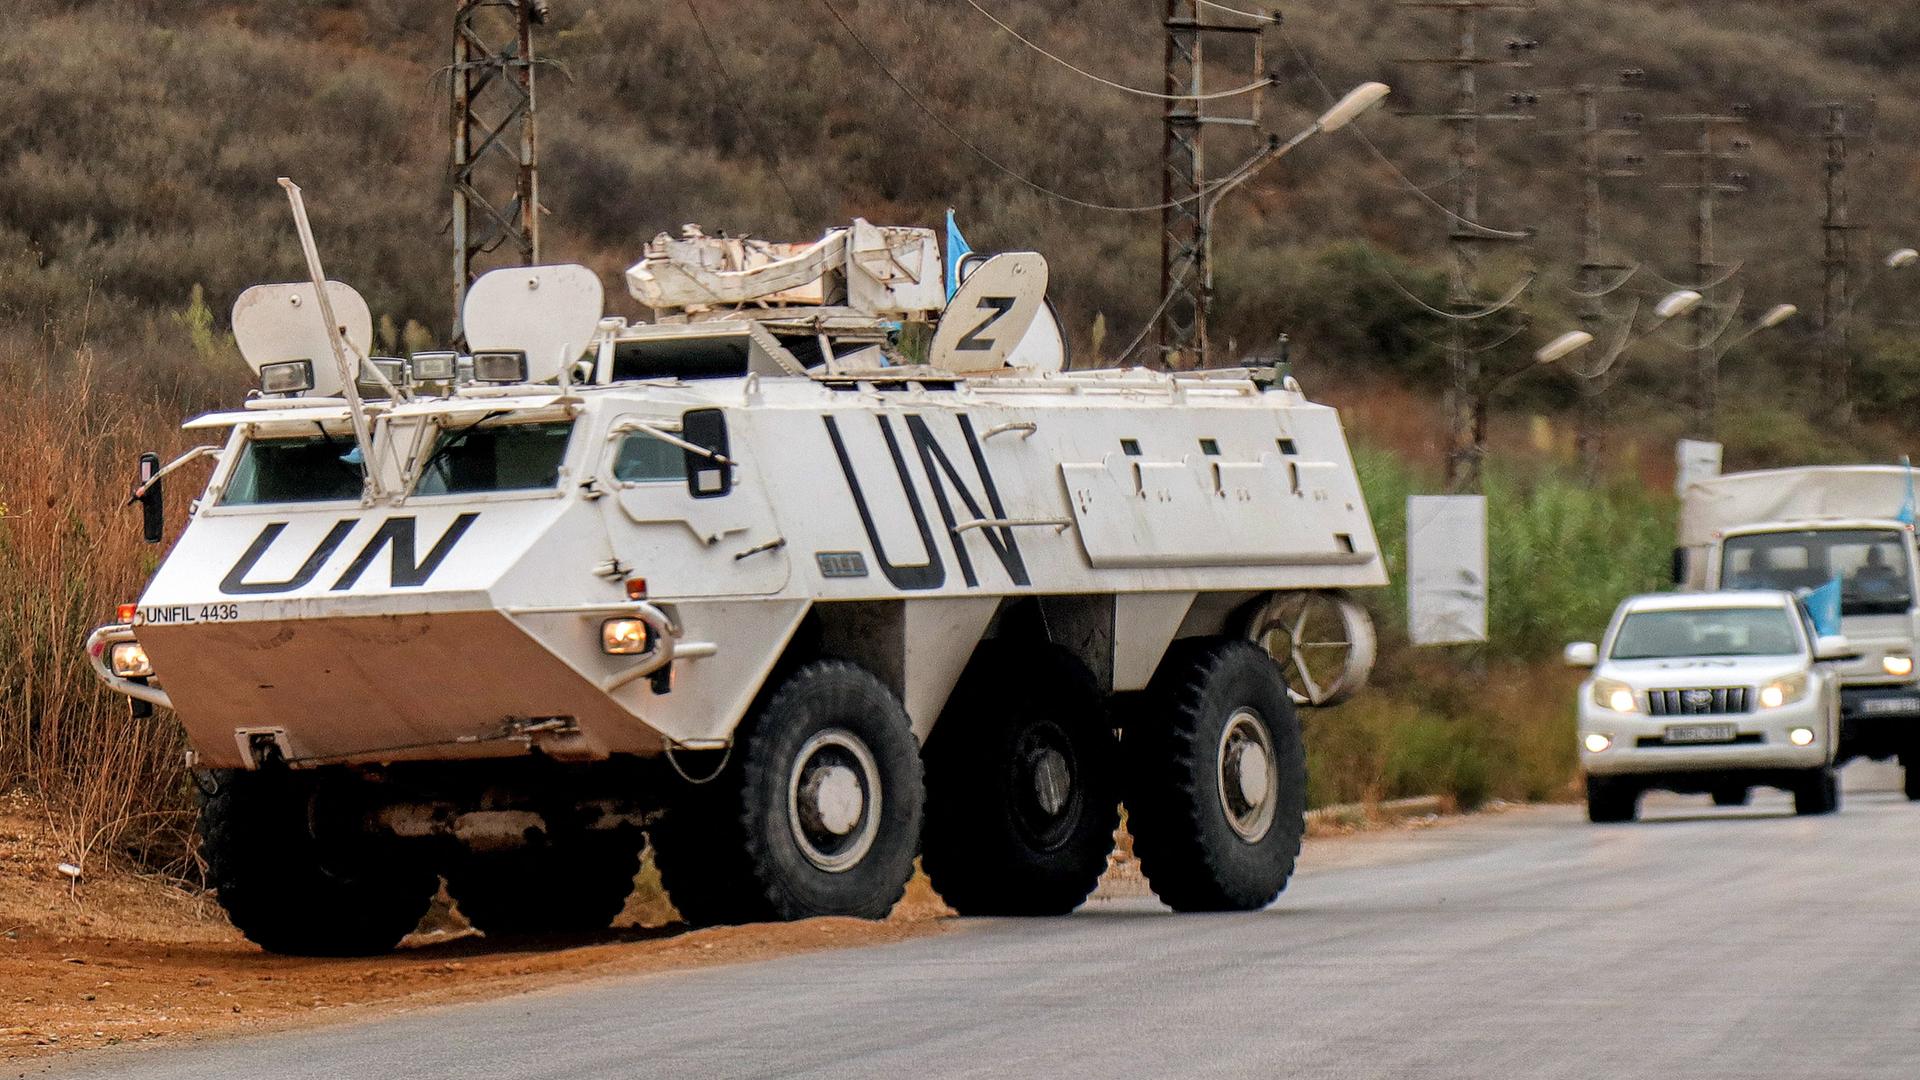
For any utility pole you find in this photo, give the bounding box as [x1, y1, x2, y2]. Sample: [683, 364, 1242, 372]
[1821, 102, 1865, 427]
[1566, 75, 1645, 480]
[1658, 111, 1747, 439]
[1397, 0, 1536, 493]
[452, 0, 549, 341]
[1158, 1, 1269, 370]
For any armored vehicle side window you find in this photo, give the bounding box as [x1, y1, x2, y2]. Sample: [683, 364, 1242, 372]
[415, 421, 573, 496]
[612, 431, 683, 483]
[612, 337, 751, 381]
[220, 435, 365, 505]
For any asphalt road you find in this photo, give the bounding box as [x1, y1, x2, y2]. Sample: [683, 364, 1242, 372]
[48, 765, 1920, 1080]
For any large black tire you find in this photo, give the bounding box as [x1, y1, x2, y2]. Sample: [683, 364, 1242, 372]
[445, 835, 640, 938]
[650, 660, 923, 927]
[1585, 776, 1640, 823]
[1121, 638, 1307, 913]
[1794, 766, 1841, 816]
[1711, 786, 1751, 808]
[198, 770, 435, 956]
[922, 642, 1120, 916]
[1903, 754, 1920, 802]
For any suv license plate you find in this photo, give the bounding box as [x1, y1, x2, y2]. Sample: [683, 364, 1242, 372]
[1665, 724, 1737, 744]
[1861, 697, 1920, 716]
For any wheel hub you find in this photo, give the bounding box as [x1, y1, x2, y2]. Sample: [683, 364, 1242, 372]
[800, 764, 865, 836]
[1031, 748, 1071, 817]
[1217, 709, 1280, 843]
[787, 729, 882, 873]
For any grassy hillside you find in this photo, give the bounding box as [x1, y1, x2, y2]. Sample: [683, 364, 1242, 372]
[6, 0, 1920, 434]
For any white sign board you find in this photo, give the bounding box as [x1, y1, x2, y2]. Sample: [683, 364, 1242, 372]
[1675, 439, 1723, 500]
[1408, 495, 1487, 646]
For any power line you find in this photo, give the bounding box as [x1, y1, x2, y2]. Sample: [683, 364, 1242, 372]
[815, 0, 1217, 213]
[964, 0, 1273, 102]
[1196, 0, 1282, 22]
[1276, 29, 1529, 241]
[685, 0, 810, 221]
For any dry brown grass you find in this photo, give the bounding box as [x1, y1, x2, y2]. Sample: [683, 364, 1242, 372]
[0, 337, 211, 876]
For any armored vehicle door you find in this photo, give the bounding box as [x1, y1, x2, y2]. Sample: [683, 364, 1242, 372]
[596, 409, 791, 596]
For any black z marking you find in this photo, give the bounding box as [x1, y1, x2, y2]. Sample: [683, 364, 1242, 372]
[331, 513, 481, 591]
[219, 520, 359, 596]
[954, 296, 1017, 352]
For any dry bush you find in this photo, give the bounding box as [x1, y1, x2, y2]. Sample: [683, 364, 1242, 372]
[0, 336, 213, 874]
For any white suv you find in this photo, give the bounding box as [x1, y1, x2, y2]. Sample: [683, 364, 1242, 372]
[1566, 591, 1847, 823]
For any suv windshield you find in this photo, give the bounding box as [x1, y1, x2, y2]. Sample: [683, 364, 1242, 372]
[220, 433, 365, 505]
[414, 420, 574, 496]
[1722, 528, 1914, 616]
[1611, 607, 1801, 660]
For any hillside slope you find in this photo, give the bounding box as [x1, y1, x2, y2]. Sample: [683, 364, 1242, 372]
[3, 0, 1917, 420]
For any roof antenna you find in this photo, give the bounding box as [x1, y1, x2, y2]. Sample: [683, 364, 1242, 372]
[278, 177, 383, 500]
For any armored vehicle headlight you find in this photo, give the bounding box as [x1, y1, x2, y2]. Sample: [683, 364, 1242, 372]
[110, 641, 154, 679]
[1759, 673, 1809, 709]
[1592, 678, 1636, 714]
[410, 351, 459, 382]
[1885, 655, 1914, 677]
[471, 350, 529, 384]
[602, 617, 653, 656]
[259, 360, 315, 396]
[360, 356, 406, 385]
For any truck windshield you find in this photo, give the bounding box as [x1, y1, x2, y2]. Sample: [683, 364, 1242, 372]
[414, 420, 574, 496]
[1611, 608, 1801, 660]
[1722, 529, 1914, 616]
[220, 433, 365, 505]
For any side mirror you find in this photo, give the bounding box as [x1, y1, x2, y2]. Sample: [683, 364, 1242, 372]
[681, 408, 734, 499]
[1564, 642, 1599, 668]
[135, 452, 164, 545]
[1815, 635, 1856, 662]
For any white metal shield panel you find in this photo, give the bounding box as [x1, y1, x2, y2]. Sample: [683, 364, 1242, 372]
[463, 264, 605, 381]
[1407, 495, 1487, 646]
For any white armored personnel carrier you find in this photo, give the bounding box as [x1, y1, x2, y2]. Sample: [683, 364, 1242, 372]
[88, 216, 1386, 954]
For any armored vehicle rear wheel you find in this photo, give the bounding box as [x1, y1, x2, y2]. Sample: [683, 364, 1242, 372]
[1711, 786, 1751, 808]
[1585, 776, 1639, 823]
[651, 660, 923, 928]
[198, 770, 434, 956]
[446, 836, 640, 938]
[1121, 638, 1306, 913]
[1793, 766, 1841, 816]
[922, 642, 1120, 916]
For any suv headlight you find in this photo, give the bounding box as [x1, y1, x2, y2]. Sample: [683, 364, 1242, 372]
[110, 641, 154, 679]
[1759, 673, 1810, 709]
[1591, 678, 1637, 714]
[1884, 654, 1914, 677]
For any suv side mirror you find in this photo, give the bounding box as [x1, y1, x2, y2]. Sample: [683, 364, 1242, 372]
[135, 452, 164, 544]
[681, 408, 734, 499]
[1564, 642, 1599, 668]
[1815, 635, 1856, 662]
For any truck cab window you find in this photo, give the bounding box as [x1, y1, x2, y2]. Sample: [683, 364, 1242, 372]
[415, 421, 574, 496]
[612, 431, 684, 483]
[1724, 529, 1914, 616]
[220, 434, 365, 505]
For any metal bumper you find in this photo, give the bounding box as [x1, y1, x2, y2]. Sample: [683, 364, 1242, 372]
[84, 623, 173, 710]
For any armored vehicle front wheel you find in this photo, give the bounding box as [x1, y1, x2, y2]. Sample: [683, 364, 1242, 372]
[1122, 638, 1306, 913]
[198, 770, 435, 956]
[445, 835, 640, 938]
[651, 660, 923, 927]
[1793, 766, 1841, 816]
[922, 642, 1120, 916]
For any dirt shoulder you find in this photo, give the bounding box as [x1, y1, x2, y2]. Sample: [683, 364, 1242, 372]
[2, 795, 1524, 1064]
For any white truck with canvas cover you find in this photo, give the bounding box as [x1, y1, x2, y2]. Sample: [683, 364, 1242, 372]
[86, 217, 1386, 955]
[1678, 465, 1920, 799]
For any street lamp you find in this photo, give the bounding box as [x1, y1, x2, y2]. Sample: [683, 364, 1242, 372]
[1887, 249, 1919, 270]
[1757, 303, 1799, 330]
[1535, 330, 1597, 366]
[1653, 289, 1704, 322]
